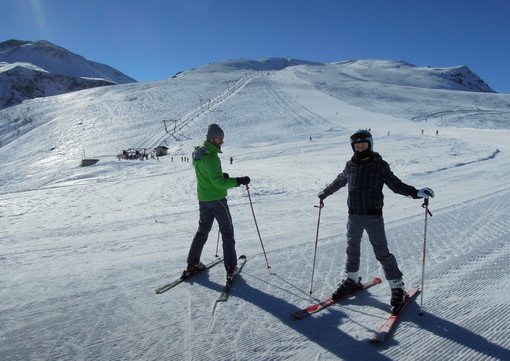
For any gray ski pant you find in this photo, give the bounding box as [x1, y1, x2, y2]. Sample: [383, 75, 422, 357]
[187, 198, 237, 269]
[345, 214, 403, 280]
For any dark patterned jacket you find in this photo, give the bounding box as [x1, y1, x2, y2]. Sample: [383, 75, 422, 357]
[321, 152, 419, 215]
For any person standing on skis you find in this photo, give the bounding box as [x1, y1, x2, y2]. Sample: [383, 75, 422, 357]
[183, 124, 250, 282]
[317, 129, 434, 313]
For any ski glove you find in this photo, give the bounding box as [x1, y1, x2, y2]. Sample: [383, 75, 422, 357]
[417, 187, 434, 199]
[236, 176, 251, 186]
[317, 190, 329, 207]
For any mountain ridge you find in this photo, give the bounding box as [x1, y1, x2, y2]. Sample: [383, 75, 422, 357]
[0, 39, 137, 109]
[0, 39, 497, 112]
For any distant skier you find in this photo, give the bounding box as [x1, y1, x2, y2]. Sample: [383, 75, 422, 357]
[183, 124, 250, 282]
[317, 129, 434, 313]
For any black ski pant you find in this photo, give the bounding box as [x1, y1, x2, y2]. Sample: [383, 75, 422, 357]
[345, 214, 403, 281]
[187, 198, 237, 269]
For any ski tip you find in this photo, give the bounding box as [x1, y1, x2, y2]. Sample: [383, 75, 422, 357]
[239, 255, 247, 259]
[290, 313, 305, 320]
[408, 286, 420, 296]
[369, 338, 384, 344]
[374, 277, 383, 283]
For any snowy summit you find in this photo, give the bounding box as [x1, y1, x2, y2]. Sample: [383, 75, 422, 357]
[0, 39, 137, 109]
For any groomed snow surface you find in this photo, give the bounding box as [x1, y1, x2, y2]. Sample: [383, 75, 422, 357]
[1, 59, 509, 360]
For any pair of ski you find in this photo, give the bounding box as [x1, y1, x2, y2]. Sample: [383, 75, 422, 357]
[291, 277, 419, 343]
[155, 255, 247, 303]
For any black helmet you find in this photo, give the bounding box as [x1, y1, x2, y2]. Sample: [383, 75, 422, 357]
[350, 129, 373, 151]
[350, 129, 374, 160]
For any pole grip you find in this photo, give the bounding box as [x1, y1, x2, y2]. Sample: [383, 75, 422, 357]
[422, 198, 433, 216]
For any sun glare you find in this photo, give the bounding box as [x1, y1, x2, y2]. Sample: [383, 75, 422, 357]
[28, 0, 52, 38]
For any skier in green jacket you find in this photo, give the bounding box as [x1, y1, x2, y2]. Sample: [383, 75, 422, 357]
[183, 124, 250, 282]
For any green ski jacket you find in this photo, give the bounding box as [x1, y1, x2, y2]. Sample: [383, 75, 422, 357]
[192, 141, 238, 201]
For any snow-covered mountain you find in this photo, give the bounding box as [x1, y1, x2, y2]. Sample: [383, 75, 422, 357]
[0, 39, 137, 109]
[330, 59, 495, 93]
[203, 58, 495, 93]
[1, 57, 509, 361]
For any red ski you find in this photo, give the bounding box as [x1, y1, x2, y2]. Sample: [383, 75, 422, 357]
[370, 286, 420, 343]
[291, 277, 382, 319]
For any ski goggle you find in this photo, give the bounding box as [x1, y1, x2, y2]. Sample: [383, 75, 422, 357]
[350, 132, 371, 142]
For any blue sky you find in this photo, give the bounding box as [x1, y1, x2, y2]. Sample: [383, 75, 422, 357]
[2, 0, 510, 93]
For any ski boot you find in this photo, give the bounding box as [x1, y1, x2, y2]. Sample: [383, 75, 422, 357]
[390, 288, 408, 315]
[332, 277, 363, 300]
[181, 261, 205, 278]
[226, 266, 238, 284]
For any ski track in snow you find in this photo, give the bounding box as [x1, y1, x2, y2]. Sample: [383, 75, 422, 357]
[136, 73, 261, 149]
[1, 61, 510, 361]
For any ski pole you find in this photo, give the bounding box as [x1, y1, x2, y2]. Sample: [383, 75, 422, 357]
[245, 184, 271, 270]
[309, 203, 323, 295]
[419, 197, 433, 316]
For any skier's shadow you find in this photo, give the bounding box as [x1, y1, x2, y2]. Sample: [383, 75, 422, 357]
[222, 272, 510, 361]
[214, 273, 393, 361]
[183, 272, 225, 292]
[351, 287, 510, 358]
[409, 311, 510, 360]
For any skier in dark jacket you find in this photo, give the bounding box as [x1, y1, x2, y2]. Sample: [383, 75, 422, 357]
[318, 129, 434, 313]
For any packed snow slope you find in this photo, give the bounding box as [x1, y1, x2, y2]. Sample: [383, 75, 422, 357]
[1, 58, 509, 361]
